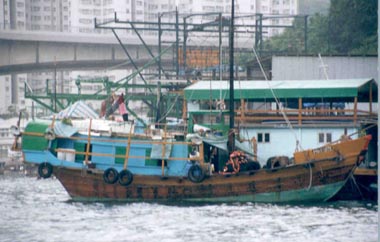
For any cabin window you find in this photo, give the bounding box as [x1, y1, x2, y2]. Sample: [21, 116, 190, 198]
[115, 147, 126, 165]
[318, 133, 324, 143]
[319, 133, 332, 143]
[74, 142, 86, 162]
[326, 133, 332, 142]
[257, 133, 270, 143]
[264, 133, 270, 142]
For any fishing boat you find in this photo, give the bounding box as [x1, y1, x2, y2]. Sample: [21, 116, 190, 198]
[20, 116, 371, 203]
[16, 79, 377, 202]
[18, 1, 374, 203]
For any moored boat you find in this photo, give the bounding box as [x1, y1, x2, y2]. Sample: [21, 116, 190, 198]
[20, 118, 371, 203]
[18, 1, 376, 203]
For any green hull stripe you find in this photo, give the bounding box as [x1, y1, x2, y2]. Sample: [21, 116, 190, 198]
[69, 181, 345, 203]
[185, 181, 345, 203]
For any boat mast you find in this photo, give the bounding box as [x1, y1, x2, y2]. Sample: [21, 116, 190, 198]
[228, 0, 235, 153]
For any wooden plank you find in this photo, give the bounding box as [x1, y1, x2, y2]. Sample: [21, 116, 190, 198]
[354, 167, 377, 176]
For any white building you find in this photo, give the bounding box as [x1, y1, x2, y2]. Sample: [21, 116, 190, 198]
[1, 0, 70, 31]
[69, 0, 127, 34]
[1, 0, 26, 30]
[0, 75, 13, 114]
[258, 0, 299, 36]
[177, 0, 299, 37]
[0, 74, 26, 115]
[0, 118, 14, 158]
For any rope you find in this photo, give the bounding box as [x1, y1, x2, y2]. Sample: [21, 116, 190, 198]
[348, 172, 364, 199]
[156, 95, 181, 123]
[307, 163, 313, 190]
[252, 47, 302, 151]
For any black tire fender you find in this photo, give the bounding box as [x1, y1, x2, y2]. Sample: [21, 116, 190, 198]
[38, 162, 53, 179]
[103, 168, 119, 184]
[118, 169, 133, 186]
[188, 164, 205, 183]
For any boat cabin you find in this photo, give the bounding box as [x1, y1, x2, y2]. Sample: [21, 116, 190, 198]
[184, 78, 378, 168]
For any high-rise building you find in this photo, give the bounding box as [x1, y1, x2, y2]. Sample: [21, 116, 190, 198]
[70, 0, 129, 34]
[177, 0, 298, 37]
[29, 0, 70, 32]
[1, 0, 70, 31]
[0, 73, 26, 115]
[256, 0, 299, 36]
[0, 75, 13, 114]
[1, 0, 28, 30]
[1, 0, 300, 43]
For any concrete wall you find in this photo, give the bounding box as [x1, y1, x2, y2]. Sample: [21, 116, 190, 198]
[272, 56, 378, 82]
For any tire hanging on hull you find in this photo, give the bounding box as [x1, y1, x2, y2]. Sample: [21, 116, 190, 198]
[118, 169, 133, 186]
[103, 168, 119, 184]
[188, 165, 205, 183]
[38, 162, 53, 179]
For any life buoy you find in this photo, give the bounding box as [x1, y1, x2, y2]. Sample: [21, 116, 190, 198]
[10, 125, 20, 136]
[103, 168, 119, 184]
[44, 127, 56, 140]
[118, 169, 133, 186]
[188, 165, 205, 183]
[38, 162, 53, 179]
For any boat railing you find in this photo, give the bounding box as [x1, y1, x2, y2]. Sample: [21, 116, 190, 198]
[53, 147, 199, 162]
[235, 107, 377, 125]
[149, 121, 187, 132]
[189, 103, 377, 128]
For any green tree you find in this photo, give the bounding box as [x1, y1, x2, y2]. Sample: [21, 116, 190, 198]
[307, 13, 330, 54]
[262, 0, 377, 55]
[328, 0, 377, 54]
[262, 17, 307, 55]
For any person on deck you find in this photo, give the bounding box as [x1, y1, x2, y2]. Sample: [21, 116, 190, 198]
[210, 147, 219, 172]
[105, 92, 120, 118]
[100, 95, 114, 118]
[117, 93, 128, 121]
[232, 155, 240, 173]
[220, 153, 240, 175]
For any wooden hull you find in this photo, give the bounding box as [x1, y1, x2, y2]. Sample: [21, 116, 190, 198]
[53, 153, 360, 203]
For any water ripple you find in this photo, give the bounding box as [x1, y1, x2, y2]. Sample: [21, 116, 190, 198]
[0, 175, 377, 242]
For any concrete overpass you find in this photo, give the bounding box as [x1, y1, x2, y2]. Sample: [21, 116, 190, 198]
[0, 30, 177, 75]
[0, 30, 253, 75]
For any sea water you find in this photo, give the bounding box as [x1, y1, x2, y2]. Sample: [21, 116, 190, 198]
[0, 174, 377, 242]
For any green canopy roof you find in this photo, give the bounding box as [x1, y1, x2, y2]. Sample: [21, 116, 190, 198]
[184, 78, 377, 102]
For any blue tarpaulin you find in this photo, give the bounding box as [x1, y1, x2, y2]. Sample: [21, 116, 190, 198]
[56, 101, 98, 119]
[54, 122, 78, 137]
